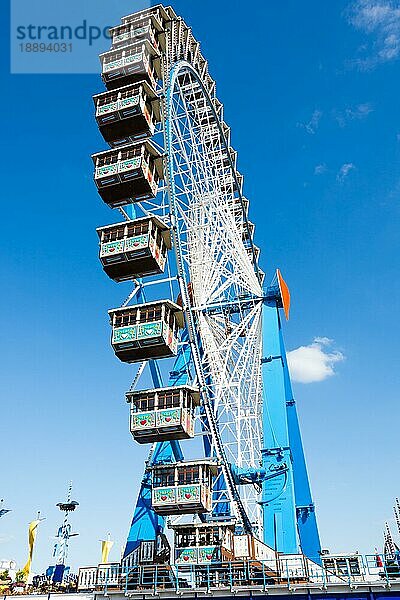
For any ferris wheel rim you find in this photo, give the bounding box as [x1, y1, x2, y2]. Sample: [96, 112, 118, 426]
[165, 60, 262, 288]
[163, 59, 264, 534]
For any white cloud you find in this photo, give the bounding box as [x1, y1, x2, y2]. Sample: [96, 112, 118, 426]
[287, 338, 345, 384]
[351, 102, 374, 117]
[297, 109, 323, 134]
[337, 162, 356, 181]
[334, 102, 374, 127]
[346, 0, 400, 68]
[314, 163, 327, 175]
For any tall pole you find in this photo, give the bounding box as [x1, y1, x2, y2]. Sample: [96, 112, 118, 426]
[52, 482, 79, 583]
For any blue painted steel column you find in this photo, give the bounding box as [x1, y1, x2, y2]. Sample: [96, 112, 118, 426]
[123, 339, 188, 557]
[169, 329, 193, 386]
[124, 441, 178, 557]
[281, 339, 321, 561]
[261, 300, 298, 554]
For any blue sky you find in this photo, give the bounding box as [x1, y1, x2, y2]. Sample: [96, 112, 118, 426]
[1, 0, 400, 574]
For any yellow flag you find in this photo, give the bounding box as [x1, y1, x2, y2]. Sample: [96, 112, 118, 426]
[22, 520, 41, 579]
[101, 539, 114, 563]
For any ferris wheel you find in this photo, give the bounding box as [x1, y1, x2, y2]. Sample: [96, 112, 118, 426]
[92, 4, 321, 568]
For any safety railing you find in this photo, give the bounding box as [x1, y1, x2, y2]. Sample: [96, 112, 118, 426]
[77, 554, 400, 594]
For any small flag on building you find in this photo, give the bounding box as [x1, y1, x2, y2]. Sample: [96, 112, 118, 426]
[101, 535, 114, 563]
[375, 548, 383, 568]
[22, 518, 43, 580]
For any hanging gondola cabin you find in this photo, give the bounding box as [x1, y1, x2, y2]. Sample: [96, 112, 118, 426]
[202, 120, 230, 149]
[100, 40, 160, 91]
[108, 300, 183, 363]
[92, 140, 163, 207]
[126, 385, 200, 443]
[242, 219, 260, 264]
[246, 244, 260, 264]
[93, 80, 160, 146]
[172, 522, 235, 565]
[119, 5, 170, 49]
[219, 170, 243, 195]
[150, 460, 217, 515]
[97, 216, 171, 282]
[232, 196, 249, 221]
[242, 221, 255, 248]
[218, 145, 237, 170]
[110, 11, 165, 53]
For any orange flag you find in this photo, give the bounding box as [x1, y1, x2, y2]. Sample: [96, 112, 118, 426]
[277, 269, 291, 320]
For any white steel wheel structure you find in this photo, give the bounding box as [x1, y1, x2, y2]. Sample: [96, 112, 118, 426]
[164, 61, 264, 535]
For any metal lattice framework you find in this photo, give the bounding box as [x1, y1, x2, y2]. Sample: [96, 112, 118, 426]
[164, 61, 264, 533]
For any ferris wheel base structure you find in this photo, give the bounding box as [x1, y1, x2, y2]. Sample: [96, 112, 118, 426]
[120, 276, 321, 556]
[122, 278, 322, 563]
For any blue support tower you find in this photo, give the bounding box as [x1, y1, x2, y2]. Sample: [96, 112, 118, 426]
[123, 335, 191, 559]
[123, 439, 182, 558]
[284, 354, 321, 561]
[261, 275, 321, 560]
[261, 299, 298, 554]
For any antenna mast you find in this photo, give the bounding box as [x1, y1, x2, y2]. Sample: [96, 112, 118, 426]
[52, 482, 79, 583]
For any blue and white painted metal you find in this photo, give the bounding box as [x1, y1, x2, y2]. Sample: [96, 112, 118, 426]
[261, 284, 321, 558]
